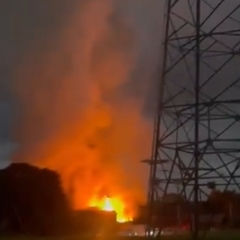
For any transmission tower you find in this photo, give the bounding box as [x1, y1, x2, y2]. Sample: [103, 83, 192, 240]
[146, 0, 240, 239]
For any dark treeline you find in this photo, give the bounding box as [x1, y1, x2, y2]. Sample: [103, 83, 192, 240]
[0, 163, 72, 236]
[2, 163, 240, 236]
[137, 191, 240, 230]
[0, 163, 117, 237]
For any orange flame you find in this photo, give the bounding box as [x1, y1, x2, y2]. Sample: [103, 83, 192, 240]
[89, 196, 132, 223]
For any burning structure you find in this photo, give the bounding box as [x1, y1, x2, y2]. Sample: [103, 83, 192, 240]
[89, 196, 132, 222]
[73, 208, 117, 234]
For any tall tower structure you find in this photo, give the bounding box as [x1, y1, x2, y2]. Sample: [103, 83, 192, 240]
[146, 0, 240, 239]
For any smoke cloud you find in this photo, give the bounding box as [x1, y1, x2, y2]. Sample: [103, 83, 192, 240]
[9, 0, 162, 212]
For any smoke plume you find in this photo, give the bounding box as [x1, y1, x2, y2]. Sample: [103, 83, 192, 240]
[10, 0, 162, 212]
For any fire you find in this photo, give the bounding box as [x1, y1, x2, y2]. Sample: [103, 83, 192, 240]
[89, 196, 132, 223]
[102, 197, 114, 212]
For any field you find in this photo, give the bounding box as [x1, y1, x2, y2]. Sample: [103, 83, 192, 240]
[2, 232, 240, 240]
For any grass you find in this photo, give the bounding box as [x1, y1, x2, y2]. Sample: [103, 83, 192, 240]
[2, 231, 240, 240]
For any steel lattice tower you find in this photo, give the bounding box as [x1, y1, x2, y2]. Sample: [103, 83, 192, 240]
[146, 0, 240, 239]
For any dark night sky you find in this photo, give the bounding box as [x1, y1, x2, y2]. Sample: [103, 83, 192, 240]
[0, 0, 74, 167]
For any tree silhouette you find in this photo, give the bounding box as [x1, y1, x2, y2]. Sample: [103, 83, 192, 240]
[208, 190, 240, 228]
[0, 163, 71, 235]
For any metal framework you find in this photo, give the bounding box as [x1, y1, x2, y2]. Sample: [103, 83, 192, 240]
[146, 0, 240, 239]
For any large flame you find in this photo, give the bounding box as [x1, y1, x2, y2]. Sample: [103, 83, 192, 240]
[89, 196, 132, 223]
[11, 0, 154, 218]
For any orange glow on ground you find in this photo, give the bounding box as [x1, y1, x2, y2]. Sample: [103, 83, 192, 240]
[89, 196, 132, 223]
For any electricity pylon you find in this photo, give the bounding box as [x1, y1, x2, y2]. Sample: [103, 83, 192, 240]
[146, 1, 240, 239]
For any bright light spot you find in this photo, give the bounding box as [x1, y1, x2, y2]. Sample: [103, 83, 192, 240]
[89, 196, 132, 223]
[103, 197, 114, 211]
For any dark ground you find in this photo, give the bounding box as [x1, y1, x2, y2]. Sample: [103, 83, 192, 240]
[2, 232, 240, 240]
